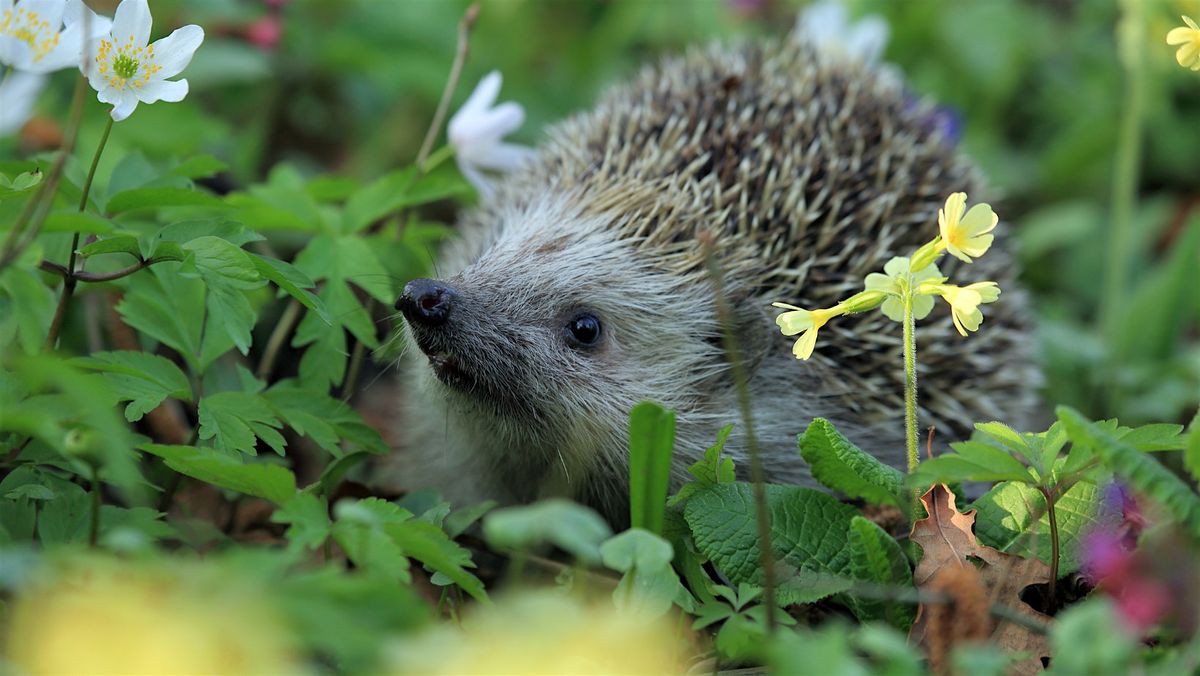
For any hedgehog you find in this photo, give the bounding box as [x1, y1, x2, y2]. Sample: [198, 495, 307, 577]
[391, 37, 1039, 524]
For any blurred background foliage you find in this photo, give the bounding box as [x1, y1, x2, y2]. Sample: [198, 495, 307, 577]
[7, 0, 1197, 425]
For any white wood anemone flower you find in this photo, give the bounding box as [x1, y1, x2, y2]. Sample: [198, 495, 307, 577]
[0, 69, 45, 135]
[0, 0, 110, 73]
[448, 71, 535, 199]
[83, 0, 203, 122]
[794, 0, 889, 64]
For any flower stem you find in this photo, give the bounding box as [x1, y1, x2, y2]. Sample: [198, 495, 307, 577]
[45, 117, 114, 351]
[1042, 486, 1060, 607]
[416, 3, 479, 170]
[903, 286, 919, 474]
[89, 464, 102, 547]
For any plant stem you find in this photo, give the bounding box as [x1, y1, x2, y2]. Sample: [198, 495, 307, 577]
[44, 117, 114, 351]
[1101, 0, 1145, 406]
[702, 236, 777, 632]
[903, 286, 919, 473]
[1042, 486, 1060, 606]
[257, 298, 302, 379]
[416, 3, 479, 170]
[89, 464, 101, 547]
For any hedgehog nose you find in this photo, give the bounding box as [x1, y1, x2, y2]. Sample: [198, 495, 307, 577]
[397, 278, 456, 327]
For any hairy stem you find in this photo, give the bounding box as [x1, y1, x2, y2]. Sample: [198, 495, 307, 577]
[903, 287, 919, 473]
[702, 237, 777, 632]
[45, 117, 114, 351]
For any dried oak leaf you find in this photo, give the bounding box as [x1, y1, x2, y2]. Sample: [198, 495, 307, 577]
[909, 484, 1052, 674]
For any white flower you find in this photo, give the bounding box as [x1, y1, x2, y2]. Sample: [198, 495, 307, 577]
[0, 69, 44, 135]
[794, 0, 889, 64]
[448, 71, 535, 199]
[83, 0, 203, 122]
[0, 0, 109, 73]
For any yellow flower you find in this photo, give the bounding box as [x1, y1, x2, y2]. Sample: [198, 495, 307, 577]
[8, 556, 297, 675]
[921, 281, 1001, 336]
[863, 256, 943, 322]
[937, 192, 998, 263]
[386, 590, 686, 675]
[1167, 16, 1200, 70]
[772, 302, 845, 360]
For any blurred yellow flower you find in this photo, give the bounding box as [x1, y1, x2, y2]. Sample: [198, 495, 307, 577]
[772, 302, 845, 360]
[937, 192, 998, 263]
[7, 557, 297, 676]
[386, 590, 687, 675]
[921, 281, 1001, 336]
[1167, 15, 1200, 70]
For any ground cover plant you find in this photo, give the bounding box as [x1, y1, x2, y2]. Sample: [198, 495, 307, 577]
[1, 0, 1199, 673]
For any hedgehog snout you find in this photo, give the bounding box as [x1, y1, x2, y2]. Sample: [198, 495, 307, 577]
[397, 278, 457, 328]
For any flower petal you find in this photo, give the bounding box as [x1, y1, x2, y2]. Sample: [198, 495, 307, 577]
[959, 203, 998, 236]
[455, 159, 493, 200]
[776, 309, 814, 336]
[0, 35, 33, 70]
[0, 70, 46, 136]
[913, 294, 935, 320]
[863, 272, 894, 292]
[880, 296, 904, 322]
[882, 256, 908, 278]
[111, 0, 153, 47]
[960, 234, 994, 258]
[149, 25, 204, 79]
[1177, 41, 1200, 68]
[1186, 16, 1199, 30]
[792, 328, 819, 360]
[449, 71, 502, 131]
[136, 78, 187, 104]
[109, 94, 140, 121]
[844, 16, 889, 62]
[1166, 26, 1194, 45]
[462, 141, 534, 172]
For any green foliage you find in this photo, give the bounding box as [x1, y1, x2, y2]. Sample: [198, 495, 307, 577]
[482, 499, 613, 565]
[799, 418, 907, 508]
[600, 528, 694, 616]
[627, 401, 676, 536]
[847, 516, 914, 630]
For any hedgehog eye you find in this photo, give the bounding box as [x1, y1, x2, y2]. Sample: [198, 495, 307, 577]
[564, 313, 603, 349]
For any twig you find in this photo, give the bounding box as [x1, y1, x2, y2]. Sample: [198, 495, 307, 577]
[39, 257, 167, 283]
[416, 2, 479, 170]
[700, 233, 778, 632]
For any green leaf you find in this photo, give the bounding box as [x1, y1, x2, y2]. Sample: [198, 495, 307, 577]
[385, 519, 488, 603]
[847, 516, 914, 630]
[1056, 406, 1200, 538]
[1116, 423, 1186, 452]
[205, 283, 256, 354]
[1, 266, 55, 354]
[106, 187, 225, 214]
[683, 482, 859, 604]
[911, 438, 1034, 486]
[250, 254, 330, 323]
[1049, 599, 1137, 675]
[1185, 408, 1200, 485]
[0, 170, 42, 197]
[272, 491, 331, 551]
[799, 418, 907, 507]
[73, 351, 192, 422]
[601, 528, 694, 616]
[79, 235, 141, 259]
[140, 444, 297, 504]
[182, 236, 262, 288]
[971, 480, 1115, 573]
[154, 219, 264, 247]
[115, 268, 204, 370]
[482, 499, 613, 565]
[197, 392, 287, 456]
[332, 498, 412, 583]
[671, 425, 735, 507]
[167, 155, 229, 179]
[41, 211, 114, 234]
[628, 401, 675, 536]
[263, 381, 388, 457]
[343, 167, 470, 233]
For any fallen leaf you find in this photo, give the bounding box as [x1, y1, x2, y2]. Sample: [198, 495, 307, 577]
[909, 484, 1052, 674]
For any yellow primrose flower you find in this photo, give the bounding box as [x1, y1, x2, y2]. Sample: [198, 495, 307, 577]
[863, 256, 943, 322]
[937, 192, 998, 263]
[1167, 16, 1200, 70]
[772, 302, 845, 360]
[921, 281, 1001, 336]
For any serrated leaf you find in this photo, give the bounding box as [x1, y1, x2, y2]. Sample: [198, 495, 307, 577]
[1116, 423, 1186, 452]
[73, 351, 192, 422]
[799, 418, 906, 507]
[182, 236, 262, 288]
[482, 499, 612, 565]
[971, 480, 1116, 573]
[272, 491, 331, 551]
[250, 254, 329, 323]
[343, 167, 469, 233]
[911, 439, 1033, 486]
[115, 269, 204, 369]
[197, 392, 286, 456]
[205, 283, 256, 354]
[139, 444, 296, 504]
[263, 381, 388, 456]
[154, 219, 264, 247]
[1, 266, 55, 354]
[106, 187, 225, 214]
[847, 516, 914, 630]
[628, 401, 675, 536]
[670, 424, 736, 507]
[1057, 406, 1200, 538]
[385, 520, 488, 603]
[683, 482, 859, 604]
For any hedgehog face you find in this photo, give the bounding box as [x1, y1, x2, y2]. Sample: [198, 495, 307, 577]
[397, 197, 735, 482]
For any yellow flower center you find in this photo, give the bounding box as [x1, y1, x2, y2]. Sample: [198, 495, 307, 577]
[96, 38, 161, 90]
[0, 7, 61, 63]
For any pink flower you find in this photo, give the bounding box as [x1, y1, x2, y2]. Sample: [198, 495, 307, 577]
[244, 16, 281, 50]
[1114, 580, 1171, 633]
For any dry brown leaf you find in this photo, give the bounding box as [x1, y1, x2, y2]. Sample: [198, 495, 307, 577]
[909, 484, 1053, 674]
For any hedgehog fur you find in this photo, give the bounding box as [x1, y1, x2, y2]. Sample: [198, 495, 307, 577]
[393, 38, 1039, 523]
